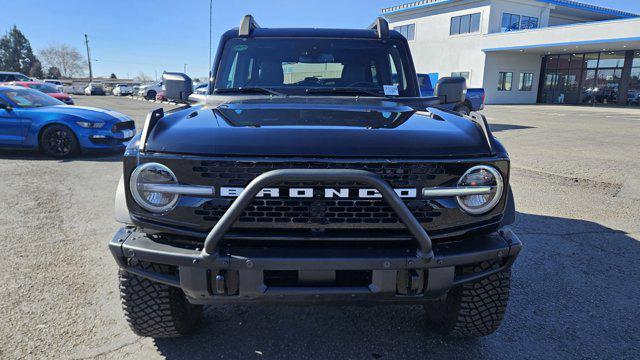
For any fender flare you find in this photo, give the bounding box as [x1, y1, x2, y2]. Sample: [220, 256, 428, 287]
[115, 175, 134, 224]
[501, 185, 516, 226]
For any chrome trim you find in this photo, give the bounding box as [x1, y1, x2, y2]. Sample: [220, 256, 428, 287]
[142, 184, 215, 196]
[422, 186, 493, 198]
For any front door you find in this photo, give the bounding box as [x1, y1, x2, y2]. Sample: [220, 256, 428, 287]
[0, 101, 26, 146]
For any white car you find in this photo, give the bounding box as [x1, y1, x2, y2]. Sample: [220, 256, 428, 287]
[138, 82, 163, 100]
[113, 84, 134, 96]
[44, 79, 64, 93]
[193, 83, 208, 94]
[84, 83, 106, 96]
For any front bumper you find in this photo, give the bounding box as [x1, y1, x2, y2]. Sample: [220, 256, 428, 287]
[111, 168, 521, 304]
[77, 128, 135, 150]
[109, 226, 521, 304]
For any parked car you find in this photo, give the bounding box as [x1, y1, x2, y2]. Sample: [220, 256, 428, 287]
[193, 82, 208, 94]
[113, 84, 134, 96]
[44, 79, 64, 93]
[0, 71, 31, 82]
[109, 16, 520, 340]
[418, 73, 485, 115]
[627, 90, 639, 106]
[2, 81, 74, 105]
[155, 90, 167, 101]
[0, 85, 135, 157]
[84, 83, 106, 96]
[65, 85, 86, 95]
[137, 82, 162, 100]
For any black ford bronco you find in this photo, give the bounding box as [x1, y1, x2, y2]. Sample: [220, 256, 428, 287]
[110, 16, 521, 338]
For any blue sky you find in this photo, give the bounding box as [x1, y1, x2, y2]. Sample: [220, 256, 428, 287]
[3, 0, 640, 80]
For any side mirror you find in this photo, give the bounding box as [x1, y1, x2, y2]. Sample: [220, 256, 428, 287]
[435, 77, 466, 104]
[0, 102, 12, 112]
[162, 72, 192, 103]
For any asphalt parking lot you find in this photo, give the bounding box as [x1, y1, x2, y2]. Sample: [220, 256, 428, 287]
[0, 96, 639, 359]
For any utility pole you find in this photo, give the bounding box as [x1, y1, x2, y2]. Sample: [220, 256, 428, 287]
[209, 0, 213, 93]
[84, 34, 93, 83]
[184, 63, 187, 73]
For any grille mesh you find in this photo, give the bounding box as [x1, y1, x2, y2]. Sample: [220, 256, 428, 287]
[192, 161, 446, 228]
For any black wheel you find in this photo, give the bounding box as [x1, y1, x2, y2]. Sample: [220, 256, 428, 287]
[40, 125, 79, 158]
[424, 261, 511, 338]
[454, 104, 471, 116]
[146, 90, 157, 100]
[119, 262, 203, 338]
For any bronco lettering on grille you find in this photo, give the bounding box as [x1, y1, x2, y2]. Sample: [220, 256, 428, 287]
[219, 187, 418, 199]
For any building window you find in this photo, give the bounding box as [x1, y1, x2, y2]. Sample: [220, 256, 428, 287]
[501, 13, 538, 32]
[521, 16, 539, 29]
[450, 13, 481, 35]
[394, 24, 415, 40]
[498, 72, 513, 91]
[501, 13, 520, 32]
[451, 71, 470, 82]
[519, 73, 533, 91]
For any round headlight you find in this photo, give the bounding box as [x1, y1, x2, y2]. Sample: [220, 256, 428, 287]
[456, 165, 504, 215]
[129, 163, 179, 213]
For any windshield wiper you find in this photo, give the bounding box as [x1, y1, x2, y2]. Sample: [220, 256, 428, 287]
[306, 87, 385, 97]
[214, 87, 285, 96]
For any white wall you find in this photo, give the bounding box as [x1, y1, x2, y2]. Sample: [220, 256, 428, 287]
[483, 52, 541, 104]
[387, 0, 491, 88]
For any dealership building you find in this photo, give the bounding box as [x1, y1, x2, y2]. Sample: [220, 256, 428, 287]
[382, 0, 640, 105]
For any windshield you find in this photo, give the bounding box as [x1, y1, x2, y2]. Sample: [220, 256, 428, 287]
[214, 37, 416, 97]
[0, 88, 64, 108]
[27, 83, 59, 93]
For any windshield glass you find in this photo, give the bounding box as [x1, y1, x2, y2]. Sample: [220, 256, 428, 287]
[1, 88, 64, 108]
[28, 83, 59, 93]
[214, 38, 416, 96]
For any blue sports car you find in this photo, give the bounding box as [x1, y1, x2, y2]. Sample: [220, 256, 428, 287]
[0, 85, 135, 158]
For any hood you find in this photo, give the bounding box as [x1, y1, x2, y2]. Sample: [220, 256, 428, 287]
[30, 105, 130, 122]
[145, 97, 492, 158]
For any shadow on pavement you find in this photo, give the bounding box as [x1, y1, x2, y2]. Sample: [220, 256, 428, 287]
[152, 213, 639, 359]
[489, 123, 535, 133]
[0, 149, 123, 162]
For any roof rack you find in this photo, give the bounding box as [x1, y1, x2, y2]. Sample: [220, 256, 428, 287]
[239, 14, 260, 37]
[370, 17, 390, 39]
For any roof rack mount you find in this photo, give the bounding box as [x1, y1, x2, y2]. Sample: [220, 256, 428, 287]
[370, 17, 390, 39]
[239, 14, 260, 37]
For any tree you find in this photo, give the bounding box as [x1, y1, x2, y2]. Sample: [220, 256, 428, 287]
[110, 73, 117, 79]
[39, 43, 84, 78]
[134, 72, 152, 83]
[29, 59, 44, 79]
[0, 25, 40, 75]
[46, 66, 62, 79]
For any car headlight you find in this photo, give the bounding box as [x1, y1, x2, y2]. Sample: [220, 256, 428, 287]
[456, 165, 504, 215]
[129, 163, 179, 213]
[76, 121, 105, 128]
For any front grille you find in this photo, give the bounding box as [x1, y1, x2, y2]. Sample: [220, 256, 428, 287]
[190, 161, 449, 229]
[193, 161, 445, 188]
[196, 198, 441, 228]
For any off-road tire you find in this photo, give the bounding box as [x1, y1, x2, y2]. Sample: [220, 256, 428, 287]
[146, 90, 157, 100]
[424, 261, 511, 338]
[119, 262, 203, 338]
